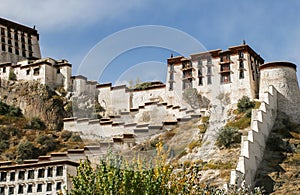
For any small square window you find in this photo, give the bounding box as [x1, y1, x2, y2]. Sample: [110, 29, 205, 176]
[33, 68, 40, 76]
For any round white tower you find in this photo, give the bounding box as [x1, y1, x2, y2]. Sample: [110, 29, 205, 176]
[259, 61, 300, 124]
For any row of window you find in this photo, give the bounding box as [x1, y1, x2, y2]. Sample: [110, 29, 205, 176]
[0, 27, 33, 44]
[0, 166, 63, 182]
[0, 181, 62, 195]
[1, 44, 33, 58]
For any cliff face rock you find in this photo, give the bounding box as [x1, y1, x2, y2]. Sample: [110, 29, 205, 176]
[0, 80, 66, 130]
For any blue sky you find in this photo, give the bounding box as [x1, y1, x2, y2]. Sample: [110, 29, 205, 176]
[2, 0, 300, 84]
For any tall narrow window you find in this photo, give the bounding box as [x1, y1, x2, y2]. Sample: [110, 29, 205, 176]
[239, 70, 244, 79]
[37, 184, 42, 192]
[56, 166, 63, 176]
[38, 169, 45, 178]
[207, 76, 212, 85]
[238, 51, 244, 59]
[10, 172, 15, 181]
[0, 28, 5, 36]
[207, 66, 212, 75]
[239, 61, 244, 69]
[199, 77, 203, 86]
[18, 171, 25, 180]
[207, 57, 212, 64]
[169, 82, 173, 91]
[56, 182, 62, 191]
[28, 170, 34, 179]
[9, 187, 14, 195]
[198, 58, 202, 67]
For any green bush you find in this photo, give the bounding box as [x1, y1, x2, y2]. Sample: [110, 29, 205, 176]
[17, 141, 40, 161]
[69, 134, 82, 142]
[9, 70, 17, 81]
[0, 101, 23, 117]
[36, 135, 58, 154]
[237, 96, 255, 113]
[61, 130, 73, 141]
[216, 127, 241, 148]
[28, 117, 46, 130]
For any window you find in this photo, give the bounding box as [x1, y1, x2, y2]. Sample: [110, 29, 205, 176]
[239, 61, 244, 69]
[46, 183, 52, 191]
[9, 187, 14, 195]
[28, 37, 32, 45]
[207, 76, 212, 85]
[21, 36, 25, 43]
[8, 39, 11, 45]
[207, 57, 212, 64]
[0, 172, 6, 181]
[22, 51, 26, 57]
[28, 45, 32, 51]
[38, 169, 45, 178]
[56, 182, 62, 191]
[14, 33, 18, 40]
[238, 51, 244, 59]
[239, 70, 244, 79]
[198, 58, 202, 66]
[27, 184, 33, 193]
[57, 68, 60, 74]
[28, 170, 34, 179]
[221, 73, 231, 84]
[169, 72, 174, 81]
[198, 69, 202, 77]
[26, 69, 30, 75]
[10, 172, 15, 181]
[16, 49, 19, 55]
[18, 185, 24, 194]
[47, 167, 53, 177]
[1, 37, 5, 43]
[2, 67, 6, 73]
[199, 77, 203, 86]
[56, 166, 63, 176]
[33, 68, 40, 76]
[8, 47, 12, 53]
[37, 184, 43, 192]
[0, 28, 5, 36]
[18, 171, 25, 180]
[1, 44, 5, 51]
[207, 66, 212, 75]
[170, 63, 174, 71]
[0, 186, 4, 195]
[21, 44, 25, 49]
[169, 82, 173, 91]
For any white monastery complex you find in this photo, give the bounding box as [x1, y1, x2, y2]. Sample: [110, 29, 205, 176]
[0, 18, 300, 193]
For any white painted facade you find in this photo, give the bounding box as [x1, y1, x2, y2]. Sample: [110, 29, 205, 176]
[0, 160, 78, 195]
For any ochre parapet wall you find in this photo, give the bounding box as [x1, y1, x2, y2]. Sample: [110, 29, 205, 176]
[230, 85, 277, 188]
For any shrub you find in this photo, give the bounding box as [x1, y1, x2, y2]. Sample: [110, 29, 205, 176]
[216, 127, 241, 148]
[17, 141, 40, 161]
[237, 96, 255, 113]
[36, 135, 57, 154]
[8, 70, 17, 81]
[61, 130, 73, 141]
[28, 117, 46, 130]
[69, 134, 82, 142]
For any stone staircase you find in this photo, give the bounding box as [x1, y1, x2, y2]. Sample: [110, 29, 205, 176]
[63, 100, 201, 142]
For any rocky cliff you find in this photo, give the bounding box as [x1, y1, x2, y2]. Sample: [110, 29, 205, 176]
[0, 80, 66, 130]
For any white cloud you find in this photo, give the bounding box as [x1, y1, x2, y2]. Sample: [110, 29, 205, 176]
[0, 0, 146, 31]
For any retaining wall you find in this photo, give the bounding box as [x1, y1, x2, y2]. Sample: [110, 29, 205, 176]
[230, 85, 277, 188]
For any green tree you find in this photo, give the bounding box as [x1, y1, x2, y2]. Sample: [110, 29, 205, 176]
[237, 96, 255, 113]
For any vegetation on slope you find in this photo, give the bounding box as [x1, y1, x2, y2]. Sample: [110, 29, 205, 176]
[0, 101, 83, 163]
